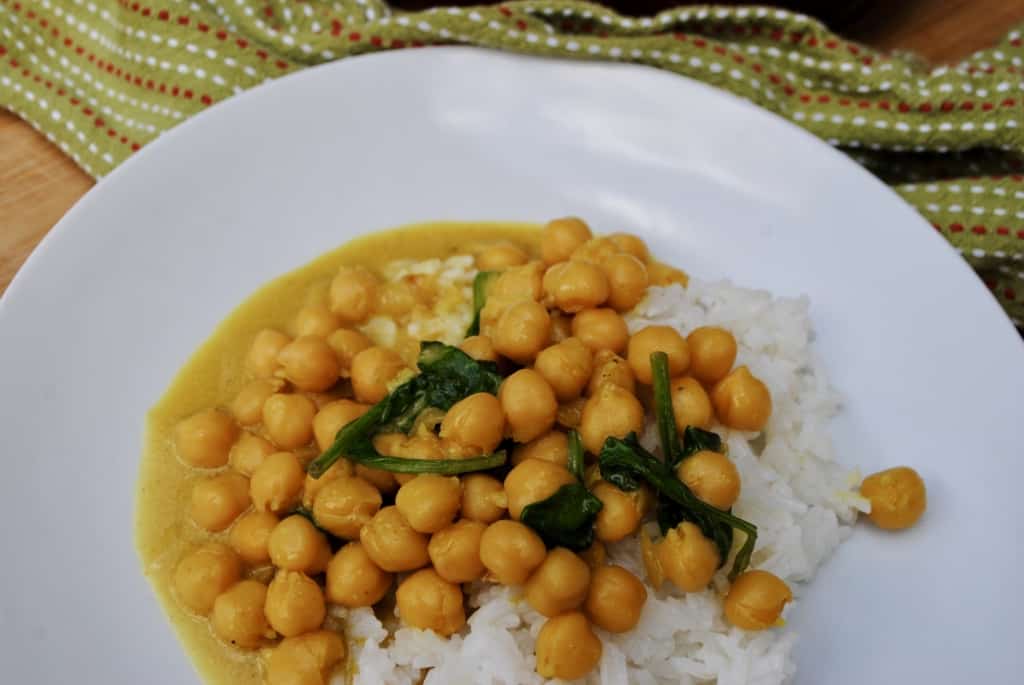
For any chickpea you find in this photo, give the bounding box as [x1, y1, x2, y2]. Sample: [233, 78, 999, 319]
[571, 237, 620, 265]
[640, 528, 663, 588]
[499, 369, 558, 443]
[504, 458, 576, 520]
[585, 564, 647, 633]
[395, 475, 462, 534]
[266, 630, 346, 685]
[173, 543, 241, 615]
[190, 472, 251, 532]
[232, 378, 285, 426]
[602, 253, 649, 312]
[647, 261, 689, 287]
[355, 465, 398, 495]
[428, 519, 487, 583]
[396, 568, 466, 636]
[572, 308, 629, 355]
[627, 325, 690, 385]
[511, 431, 568, 468]
[313, 399, 370, 452]
[524, 548, 591, 617]
[360, 506, 430, 572]
[459, 335, 499, 363]
[376, 281, 420, 318]
[492, 300, 551, 364]
[549, 311, 574, 344]
[479, 520, 547, 585]
[543, 260, 610, 313]
[592, 481, 644, 542]
[535, 612, 602, 680]
[587, 349, 636, 395]
[670, 376, 714, 430]
[477, 242, 529, 270]
[579, 540, 606, 569]
[211, 580, 271, 648]
[578, 383, 645, 455]
[460, 474, 508, 523]
[325, 328, 373, 377]
[686, 326, 738, 384]
[541, 217, 593, 265]
[606, 232, 650, 262]
[229, 432, 276, 477]
[439, 392, 505, 454]
[276, 336, 341, 393]
[265, 570, 326, 638]
[534, 338, 593, 402]
[723, 569, 792, 630]
[174, 408, 239, 469]
[350, 346, 406, 404]
[676, 450, 741, 510]
[294, 304, 342, 339]
[312, 475, 381, 539]
[230, 511, 280, 565]
[269, 515, 332, 573]
[489, 262, 545, 302]
[303, 460, 354, 508]
[556, 397, 586, 430]
[263, 393, 317, 449]
[710, 366, 772, 431]
[328, 265, 379, 323]
[325, 542, 393, 608]
[656, 521, 719, 592]
[247, 329, 292, 378]
[860, 466, 927, 530]
[251, 451, 305, 514]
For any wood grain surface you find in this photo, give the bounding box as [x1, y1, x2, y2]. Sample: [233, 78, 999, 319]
[3, 0, 1024, 294]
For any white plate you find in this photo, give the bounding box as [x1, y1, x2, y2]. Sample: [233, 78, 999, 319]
[1, 48, 1022, 684]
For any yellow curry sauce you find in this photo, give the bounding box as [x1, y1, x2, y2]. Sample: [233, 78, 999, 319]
[135, 222, 540, 684]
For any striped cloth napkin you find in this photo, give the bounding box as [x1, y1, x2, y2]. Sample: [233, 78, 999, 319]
[2, 1, 1023, 324]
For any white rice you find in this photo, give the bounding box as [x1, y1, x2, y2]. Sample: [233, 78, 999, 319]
[336, 278, 870, 685]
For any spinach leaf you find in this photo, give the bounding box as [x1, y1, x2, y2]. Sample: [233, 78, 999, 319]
[519, 482, 603, 551]
[651, 351, 724, 468]
[307, 342, 503, 478]
[337, 450, 507, 475]
[680, 426, 723, 460]
[599, 434, 757, 580]
[465, 270, 501, 337]
[567, 430, 585, 482]
[651, 351, 684, 469]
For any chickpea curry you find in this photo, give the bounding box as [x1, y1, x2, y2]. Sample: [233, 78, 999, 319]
[137, 219, 927, 685]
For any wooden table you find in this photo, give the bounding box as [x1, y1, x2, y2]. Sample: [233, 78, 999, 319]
[4, 0, 1024, 294]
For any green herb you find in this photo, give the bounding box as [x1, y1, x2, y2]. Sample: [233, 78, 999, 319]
[680, 426, 723, 460]
[599, 434, 757, 580]
[465, 270, 501, 337]
[340, 451, 506, 475]
[307, 341, 503, 478]
[519, 482, 603, 551]
[567, 430, 585, 482]
[651, 351, 684, 469]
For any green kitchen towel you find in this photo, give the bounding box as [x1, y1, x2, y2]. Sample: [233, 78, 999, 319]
[2, 1, 1023, 324]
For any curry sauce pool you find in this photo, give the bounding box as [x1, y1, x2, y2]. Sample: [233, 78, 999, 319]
[136, 219, 926, 685]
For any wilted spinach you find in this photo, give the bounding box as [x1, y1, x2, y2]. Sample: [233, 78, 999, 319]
[307, 341, 504, 478]
[465, 270, 501, 337]
[519, 429, 600, 551]
[520, 482, 603, 551]
[599, 432, 757, 580]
